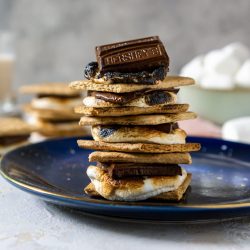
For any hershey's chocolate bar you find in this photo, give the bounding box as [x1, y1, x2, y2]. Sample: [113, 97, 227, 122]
[98, 162, 182, 179]
[95, 36, 169, 73]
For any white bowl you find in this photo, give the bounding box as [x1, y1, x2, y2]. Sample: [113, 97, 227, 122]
[179, 85, 250, 124]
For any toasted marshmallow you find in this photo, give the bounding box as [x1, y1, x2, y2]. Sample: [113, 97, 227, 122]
[87, 166, 187, 201]
[26, 114, 77, 129]
[31, 97, 82, 111]
[235, 60, 250, 87]
[91, 126, 186, 144]
[83, 92, 177, 108]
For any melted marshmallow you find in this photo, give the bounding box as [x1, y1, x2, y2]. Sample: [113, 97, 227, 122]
[87, 166, 187, 201]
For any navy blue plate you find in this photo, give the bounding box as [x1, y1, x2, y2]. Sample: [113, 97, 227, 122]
[1, 136, 250, 223]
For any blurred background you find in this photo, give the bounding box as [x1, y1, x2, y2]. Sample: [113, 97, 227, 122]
[0, 0, 250, 141]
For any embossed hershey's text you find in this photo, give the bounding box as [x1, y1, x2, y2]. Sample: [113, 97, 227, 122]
[103, 45, 163, 65]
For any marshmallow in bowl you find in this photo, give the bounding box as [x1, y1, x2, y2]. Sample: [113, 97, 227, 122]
[180, 42, 250, 89]
[200, 73, 234, 90]
[235, 60, 250, 87]
[203, 49, 241, 76]
[180, 56, 204, 83]
[222, 117, 250, 144]
[222, 43, 250, 64]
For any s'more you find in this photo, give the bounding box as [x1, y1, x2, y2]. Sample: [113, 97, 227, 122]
[20, 82, 87, 137]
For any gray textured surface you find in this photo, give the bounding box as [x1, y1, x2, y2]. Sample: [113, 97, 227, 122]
[0, 0, 250, 97]
[1, 163, 250, 250]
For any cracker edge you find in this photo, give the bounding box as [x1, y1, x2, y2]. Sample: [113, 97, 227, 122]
[77, 140, 201, 153]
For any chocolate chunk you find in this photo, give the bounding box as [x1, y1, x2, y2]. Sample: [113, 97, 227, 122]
[145, 91, 172, 106]
[99, 126, 121, 138]
[84, 61, 98, 79]
[95, 36, 169, 74]
[0, 135, 29, 146]
[98, 162, 182, 179]
[88, 89, 177, 105]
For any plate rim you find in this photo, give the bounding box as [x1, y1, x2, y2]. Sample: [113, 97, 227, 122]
[2, 163, 250, 210]
[1, 136, 250, 211]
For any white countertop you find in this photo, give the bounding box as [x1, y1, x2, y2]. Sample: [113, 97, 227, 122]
[1, 174, 250, 250]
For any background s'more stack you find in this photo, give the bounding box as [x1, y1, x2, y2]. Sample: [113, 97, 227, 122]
[0, 117, 35, 157]
[70, 36, 200, 201]
[20, 82, 87, 138]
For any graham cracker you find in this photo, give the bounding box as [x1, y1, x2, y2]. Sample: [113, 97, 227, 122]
[75, 104, 189, 117]
[0, 117, 35, 137]
[89, 151, 192, 164]
[79, 112, 197, 126]
[20, 82, 81, 96]
[23, 104, 81, 121]
[77, 140, 201, 153]
[70, 76, 194, 93]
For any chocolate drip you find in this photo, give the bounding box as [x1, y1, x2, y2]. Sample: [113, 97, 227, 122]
[88, 89, 149, 104]
[88, 89, 178, 105]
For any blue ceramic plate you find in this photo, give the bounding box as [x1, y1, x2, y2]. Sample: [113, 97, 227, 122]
[1, 136, 250, 223]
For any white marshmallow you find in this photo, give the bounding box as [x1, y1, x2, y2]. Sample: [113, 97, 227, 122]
[235, 59, 250, 87]
[180, 56, 204, 83]
[180, 42, 250, 90]
[203, 49, 241, 76]
[222, 117, 250, 144]
[200, 73, 234, 90]
[222, 42, 250, 64]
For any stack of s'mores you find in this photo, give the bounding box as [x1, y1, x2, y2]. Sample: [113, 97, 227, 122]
[70, 36, 201, 201]
[20, 82, 87, 138]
